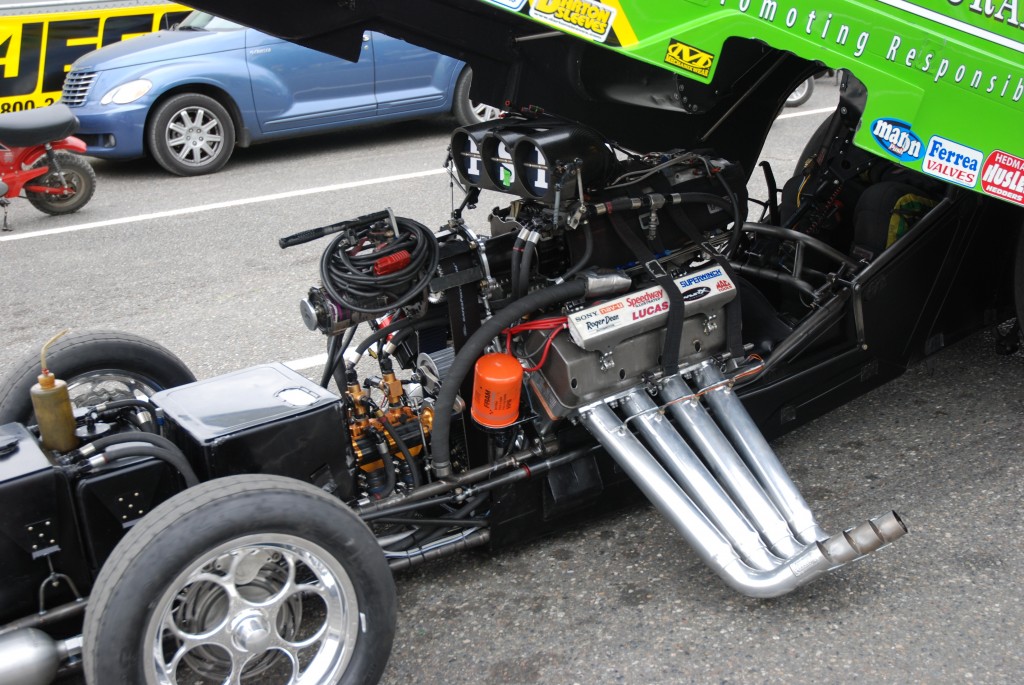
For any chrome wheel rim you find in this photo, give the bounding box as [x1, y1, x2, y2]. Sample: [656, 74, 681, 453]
[65, 369, 162, 407]
[786, 80, 810, 104]
[470, 101, 502, 123]
[144, 534, 359, 685]
[165, 105, 226, 168]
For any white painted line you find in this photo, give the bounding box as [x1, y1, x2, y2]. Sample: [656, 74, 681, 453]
[0, 167, 447, 243]
[284, 352, 329, 372]
[776, 106, 836, 121]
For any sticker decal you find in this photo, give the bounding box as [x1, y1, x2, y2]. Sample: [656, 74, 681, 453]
[681, 287, 711, 302]
[981, 150, 1024, 206]
[870, 118, 923, 162]
[922, 136, 982, 188]
[598, 302, 624, 314]
[528, 0, 616, 43]
[678, 268, 723, 289]
[664, 39, 715, 79]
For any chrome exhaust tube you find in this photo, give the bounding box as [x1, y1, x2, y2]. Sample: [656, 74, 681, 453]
[659, 377, 804, 558]
[621, 391, 781, 571]
[577, 395, 907, 598]
[0, 628, 76, 685]
[691, 364, 829, 545]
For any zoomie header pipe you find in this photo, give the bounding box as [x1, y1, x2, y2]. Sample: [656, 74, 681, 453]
[578, 400, 907, 598]
[430, 273, 629, 478]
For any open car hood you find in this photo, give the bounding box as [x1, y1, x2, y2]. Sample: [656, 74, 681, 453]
[187, 0, 1024, 208]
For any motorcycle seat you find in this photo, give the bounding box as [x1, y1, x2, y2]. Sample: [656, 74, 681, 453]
[0, 103, 79, 148]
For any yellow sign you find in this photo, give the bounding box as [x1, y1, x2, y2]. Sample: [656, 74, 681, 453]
[664, 39, 714, 79]
[0, 3, 190, 113]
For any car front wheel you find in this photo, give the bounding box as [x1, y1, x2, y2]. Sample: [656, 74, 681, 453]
[82, 475, 396, 684]
[148, 93, 236, 176]
[785, 77, 814, 107]
[453, 68, 502, 126]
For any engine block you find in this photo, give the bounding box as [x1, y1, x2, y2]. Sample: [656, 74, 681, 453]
[528, 264, 737, 418]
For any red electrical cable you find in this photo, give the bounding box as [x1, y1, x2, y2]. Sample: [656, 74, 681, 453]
[501, 316, 568, 370]
[521, 326, 563, 372]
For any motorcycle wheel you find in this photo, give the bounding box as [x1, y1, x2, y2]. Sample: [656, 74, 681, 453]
[24, 151, 97, 215]
[452, 67, 502, 126]
[82, 474, 396, 685]
[148, 92, 236, 176]
[0, 330, 196, 426]
[784, 77, 814, 107]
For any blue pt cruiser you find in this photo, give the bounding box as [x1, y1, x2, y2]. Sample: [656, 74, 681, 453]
[61, 12, 495, 175]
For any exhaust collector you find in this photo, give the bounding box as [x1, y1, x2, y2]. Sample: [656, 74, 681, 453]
[576, 367, 906, 598]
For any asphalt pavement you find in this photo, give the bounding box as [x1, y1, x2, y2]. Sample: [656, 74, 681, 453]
[3, 80, 1022, 684]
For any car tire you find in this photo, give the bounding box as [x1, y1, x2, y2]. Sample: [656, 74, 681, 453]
[453, 67, 502, 126]
[0, 330, 196, 426]
[147, 93, 236, 176]
[785, 77, 814, 107]
[25, 152, 97, 215]
[82, 474, 397, 685]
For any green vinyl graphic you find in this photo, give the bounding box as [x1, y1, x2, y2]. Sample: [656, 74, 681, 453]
[479, 0, 1024, 207]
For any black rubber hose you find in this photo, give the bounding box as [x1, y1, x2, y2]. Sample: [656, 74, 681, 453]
[431, 279, 588, 477]
[75, 431, 181, 456]
[510, 234, 525, 300]
[519, 239, 537, 295]
[368, 428, 396, 500]
[94, 398, 158, 414]
[100, 444, 199, 487]
[321, 326, 356, 389]
[672, 191, 739, 220]
[379, 416, 422, 488]
[715, 173, 748, 258]
[560, 222, 593, 282]
[355, 314, 446, 358]
[730, 262, 817, 299]
[383, 315, 447, 357]
[320, 333, 341, 388]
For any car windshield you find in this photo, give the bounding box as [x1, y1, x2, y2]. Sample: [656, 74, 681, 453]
[177, 12, 244, 31]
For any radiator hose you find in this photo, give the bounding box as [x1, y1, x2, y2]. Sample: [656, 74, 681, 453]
[430, 279, 587, 478]
[69, 432, 199, 487]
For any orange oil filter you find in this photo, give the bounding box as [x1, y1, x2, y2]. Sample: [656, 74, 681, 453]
[471, 353, 523, 429]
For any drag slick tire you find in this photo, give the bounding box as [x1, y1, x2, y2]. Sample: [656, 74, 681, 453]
[0, 330, 195, 426]
[82, 475, 396, 685]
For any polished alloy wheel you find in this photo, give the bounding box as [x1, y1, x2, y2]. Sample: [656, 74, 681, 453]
[66, 369, 161, 407]
[165, 106, 227, 168]
[145, 534, 360, 684]
[470, 101, 502, 122]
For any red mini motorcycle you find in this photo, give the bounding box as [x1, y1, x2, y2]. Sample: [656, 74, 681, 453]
[0, 103, 96, 227]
